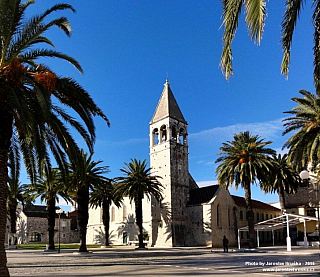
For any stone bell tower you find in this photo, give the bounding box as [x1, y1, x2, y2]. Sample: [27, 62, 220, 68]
[150, 79, 189, 247]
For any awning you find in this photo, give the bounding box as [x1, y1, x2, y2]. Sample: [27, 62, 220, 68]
[237, 213, 318, 251]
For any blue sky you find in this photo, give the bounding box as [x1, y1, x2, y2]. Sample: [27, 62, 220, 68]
[25, 1, 315, 209]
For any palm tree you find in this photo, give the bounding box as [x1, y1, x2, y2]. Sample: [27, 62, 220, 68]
[261, 154, 300, 212]
[115, 159, 163, 249]
[0, 2, 109, 275]
[283, 90, 320, 169]
[26, 167, 71, 251]
[220, 1, 320, 91]
[90, 179, 123, 247]
[215, 131, 275, 248]
[68, 150, 109, 252]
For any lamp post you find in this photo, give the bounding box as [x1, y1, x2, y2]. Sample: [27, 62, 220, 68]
[299, 170, 320, 248]
[57, 209, 63, 253]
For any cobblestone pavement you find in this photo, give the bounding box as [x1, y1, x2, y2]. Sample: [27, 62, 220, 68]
[6, 246, 320, 277]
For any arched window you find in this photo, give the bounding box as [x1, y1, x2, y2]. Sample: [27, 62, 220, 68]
[228, 208, 231, 228]
[111, 207, 115, 222]
[160, 125, 167, 142]
[217, 205, 220, 227]
[152, 128, 159, 146]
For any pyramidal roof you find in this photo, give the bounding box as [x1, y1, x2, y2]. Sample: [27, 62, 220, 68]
[150, 79, 186, 124]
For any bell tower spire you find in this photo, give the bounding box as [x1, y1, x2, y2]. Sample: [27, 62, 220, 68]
[150, 80, 189, 247]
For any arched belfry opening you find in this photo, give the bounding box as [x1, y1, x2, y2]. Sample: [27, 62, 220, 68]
[179, 128, 187, 145]
[171, 126, 177, 142]
[160, 125, 167, 142]
[152, 128, 159, 146]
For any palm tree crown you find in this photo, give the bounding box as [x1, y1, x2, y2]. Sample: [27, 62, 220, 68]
[283, 89, 320, 169]
[216, 131, 275, 188]
[260, 154, 300, 212]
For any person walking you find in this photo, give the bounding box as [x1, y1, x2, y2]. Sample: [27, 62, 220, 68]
[223, 235, 229, 253]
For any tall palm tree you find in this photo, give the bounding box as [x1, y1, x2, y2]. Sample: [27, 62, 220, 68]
[26, 167, 71, 250]
[0, 2, 109, 275]
[261, 154, 300, 212]
[283, 90, 320, 169]
[215, 131, 275, 248]
[68, 150, 109, 252]
[220, 1, 320, 91]
[90, 179, 123, 247]
[115, 159, 163, 249]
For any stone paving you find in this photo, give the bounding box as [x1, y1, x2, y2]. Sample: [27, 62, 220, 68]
[6, 246, 320, 277]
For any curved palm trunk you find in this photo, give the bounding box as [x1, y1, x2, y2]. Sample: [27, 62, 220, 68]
[47, 197, 56, 250]
[102, 200, 110, 247]
[77, 185, 89, 252]
[244, 180, 255, 248]
[135, 195, 144, 249]
[0, 110, 13, 277]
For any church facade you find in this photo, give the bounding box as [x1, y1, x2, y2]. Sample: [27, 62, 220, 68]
[86, 80, 281, 247]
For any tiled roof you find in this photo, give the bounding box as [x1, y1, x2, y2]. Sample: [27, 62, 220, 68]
[188, 185, 219, 205]
[231, 195, 280, 212]
[150, 79, 186, 124]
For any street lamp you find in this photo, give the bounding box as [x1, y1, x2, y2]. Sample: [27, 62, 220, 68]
[57, 209, 63, 253]
[299, 170, 309, 186]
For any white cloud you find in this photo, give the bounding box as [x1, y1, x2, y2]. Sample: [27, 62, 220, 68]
[189, 118, 284, 143]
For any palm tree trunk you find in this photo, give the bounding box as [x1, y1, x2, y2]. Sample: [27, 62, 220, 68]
[135, 195, 144, 248]
[0, 109, 13, 277]
[102, 200, 110, 247]
[244, 180, 255, 248]
[47, 197, 56, 250]
[9, 200, 17, 235]
[9, 199, 17, 246]
[278, 187, 286, 213]
[77, 185, 89, 252]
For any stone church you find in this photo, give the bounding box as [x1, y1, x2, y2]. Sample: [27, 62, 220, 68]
[87, 80, 281, 248]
